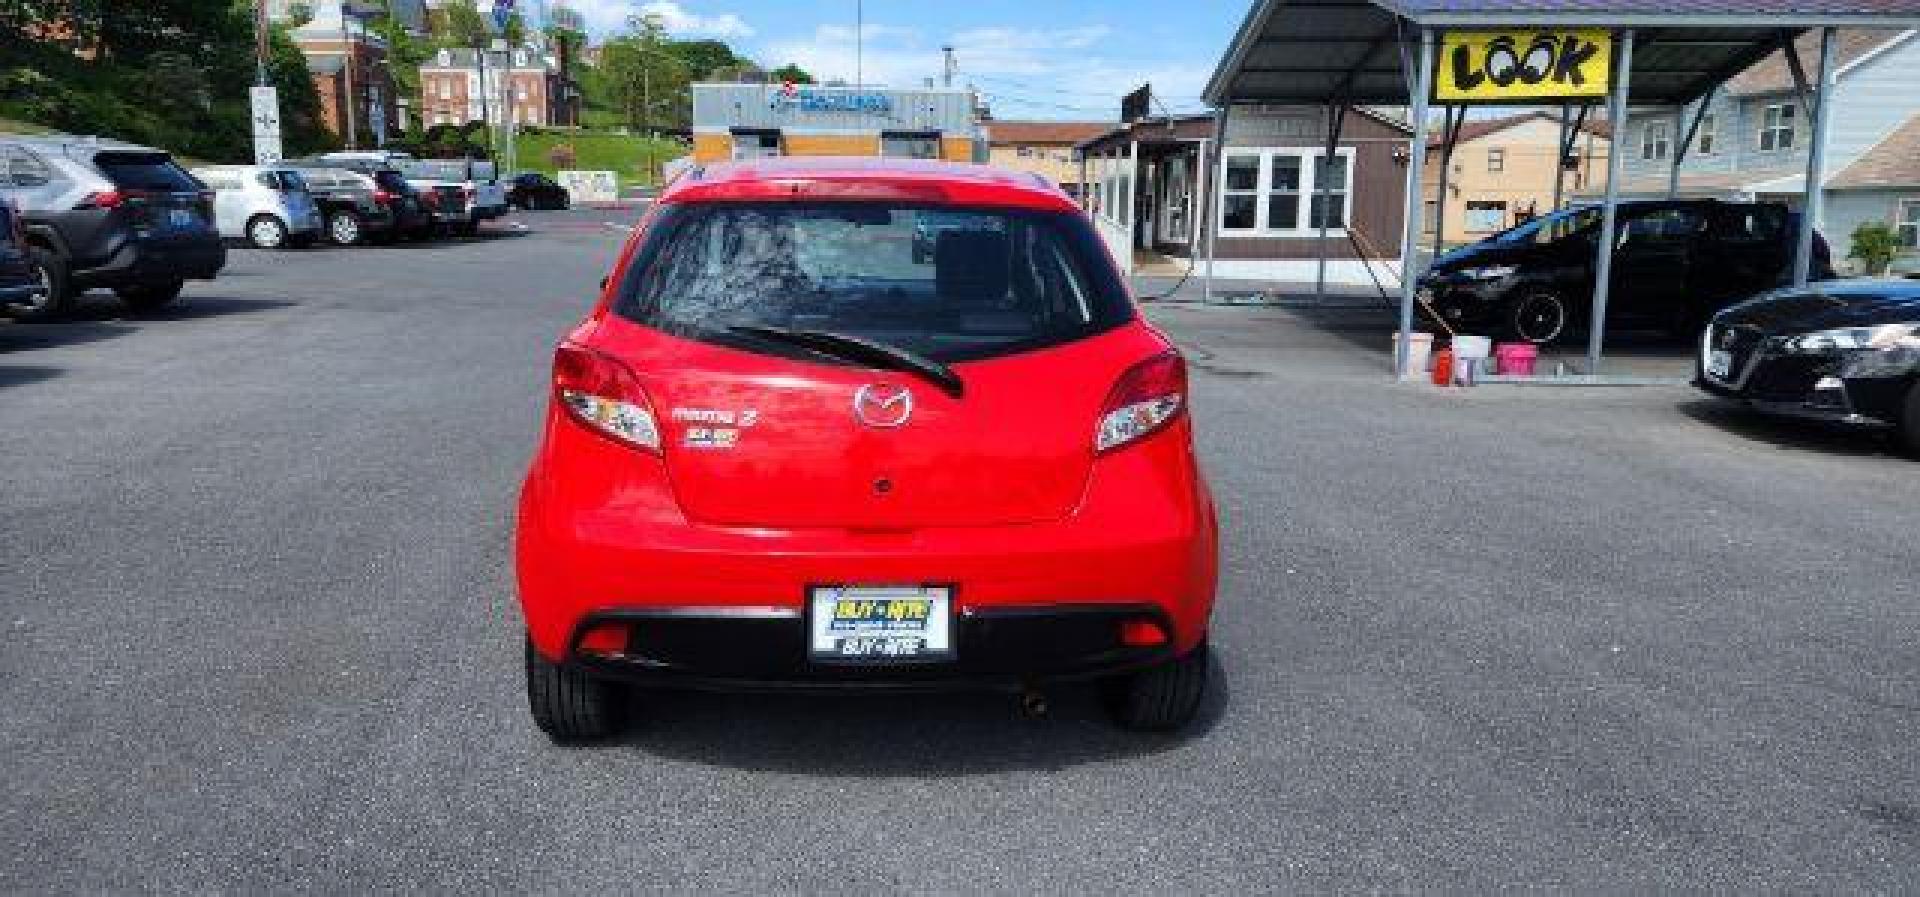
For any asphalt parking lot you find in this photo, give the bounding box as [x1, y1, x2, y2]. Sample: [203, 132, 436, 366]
[4, 206, 1919, 891]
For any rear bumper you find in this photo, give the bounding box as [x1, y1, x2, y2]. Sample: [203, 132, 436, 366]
[567, 603, 1176, 692]
[71, 236, 225, 286]
[517, 419, 1219, 666]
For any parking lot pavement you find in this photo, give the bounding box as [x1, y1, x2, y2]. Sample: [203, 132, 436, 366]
[4, 209, 1920, 891]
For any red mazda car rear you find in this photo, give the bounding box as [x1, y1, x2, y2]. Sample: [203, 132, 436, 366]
[516, 158, 1218, 740]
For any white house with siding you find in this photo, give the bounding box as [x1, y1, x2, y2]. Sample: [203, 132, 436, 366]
[1598, 29, 1920, 269]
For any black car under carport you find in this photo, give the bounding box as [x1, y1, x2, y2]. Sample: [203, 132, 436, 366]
[1419, 200, 1833, 345]
[1697, 279, 1920, 454]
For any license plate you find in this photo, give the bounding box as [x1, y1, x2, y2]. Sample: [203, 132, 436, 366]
[809, 586, 952, 661]
[167, 208, 197, 228]
[1706, 349, 1733, 379]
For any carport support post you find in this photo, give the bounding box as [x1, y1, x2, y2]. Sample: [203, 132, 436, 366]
[1202, 105, 1229, 304]
[1394, 28, 1436, 379]
[1316, 100, 1347, 303]
[1552, 104, 1571, 210]
[1585, 28, 1635, 375]
[1793, 27, 1837, 288]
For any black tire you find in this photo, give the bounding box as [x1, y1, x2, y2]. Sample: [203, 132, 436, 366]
[246, 214, 288, 249]
[557, 196, 570, 211]
[525, 636, 624, 742]
[1104, 641, 1209, 732]
[1899, 382, 1920, 458]
[327, 210, 364, 246]
[15, 246, 75, 321]
[114, 280, 185, 311]
[1505, 291, 1569, 345]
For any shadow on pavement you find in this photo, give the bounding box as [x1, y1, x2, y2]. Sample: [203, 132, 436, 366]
[1676, 398, 1900, 458]
[0, 365, 61, 388]
[58, 294, 300, 323]
[608, 654, 1230, 775]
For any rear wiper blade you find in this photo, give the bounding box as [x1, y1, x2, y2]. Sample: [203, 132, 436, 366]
[728, 324, 965, 398]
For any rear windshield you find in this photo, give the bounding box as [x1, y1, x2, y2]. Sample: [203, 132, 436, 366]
[95, 153, 199, 192]
[372, 170, 411, 193]
[256, 170, 307, 192]
[614, 202, 1134, 363]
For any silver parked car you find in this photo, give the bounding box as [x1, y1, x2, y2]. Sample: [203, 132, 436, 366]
[189, 165, 324, 249]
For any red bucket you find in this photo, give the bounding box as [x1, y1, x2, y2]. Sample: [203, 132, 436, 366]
[1494, 343, 1538, 376]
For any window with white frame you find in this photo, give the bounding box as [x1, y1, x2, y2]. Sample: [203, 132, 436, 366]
[1217, 148, 1352, 235]
[1641, 121, 1670, 161]
[1900, 200, 1920, 248]
[436, 78, 450, 100]
[1696, 112, 1717, 155]
[1759, 103, 1796, 152]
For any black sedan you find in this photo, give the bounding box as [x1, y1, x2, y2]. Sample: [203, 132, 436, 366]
[507, 173, 570, 211]
[1697, 279, 1920, 453]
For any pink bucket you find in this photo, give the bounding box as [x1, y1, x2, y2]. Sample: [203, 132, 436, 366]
[1494, 343, 1538, 376]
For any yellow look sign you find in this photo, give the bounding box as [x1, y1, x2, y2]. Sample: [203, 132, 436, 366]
[1436, 30, 1613, 102]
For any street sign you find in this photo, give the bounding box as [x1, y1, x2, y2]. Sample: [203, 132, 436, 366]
[250, 85, 284, 166]
[1435, 30, 1612, 102]
[492, 0, 515, 30]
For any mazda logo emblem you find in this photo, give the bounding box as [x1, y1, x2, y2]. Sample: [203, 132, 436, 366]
[852, 384, 913, 428]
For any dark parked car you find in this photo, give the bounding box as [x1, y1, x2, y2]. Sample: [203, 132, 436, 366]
[0, 136, 225, 319]
[0, 198, 45, 311]
[1419, 200, 1833, 344]
[1697, 279, 1920, 454]
[291, 158, 433, 241]
[507, 172, 570, 210]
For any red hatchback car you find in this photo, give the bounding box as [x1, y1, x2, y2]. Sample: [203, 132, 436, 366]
[516, 158, 1218, 740]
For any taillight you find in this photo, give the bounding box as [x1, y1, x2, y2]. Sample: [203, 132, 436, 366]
[1096, 350, 1187, 453]
[553, 343, 660, 452]
[373, 189, 395, 205]
[74, 190, 125, 210]
[418, 191, 438, 209]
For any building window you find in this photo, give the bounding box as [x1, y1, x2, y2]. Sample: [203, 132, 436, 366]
[1486, 148, 1505, 172]
[1900, 200, 1920, 248]
[881, 131, 941, 159]
[1465, 200, 1508, 232]
[731, 129, 781, 159]
[1221, 154, 1260, 230]
[1423, 199, 1440, 234]
[1016, 146, 1034, 157]
[1218, 148, 1352, 234]
[1696, 112, 1717, 155]
[436, 78, 450, 100]
[1309, 154, 1348, 228]
[1760, 103, 1796, 152]
[1641, 121, 1670, 161]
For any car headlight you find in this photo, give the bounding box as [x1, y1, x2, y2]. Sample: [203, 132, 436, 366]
[1460, 265, 1517, 281]
[1781, 323, 1920, 353]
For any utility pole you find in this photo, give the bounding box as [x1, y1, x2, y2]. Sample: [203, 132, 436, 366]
[855, 0, 863, 88]
[476, 41, 491, 157]
[341, 2, 358, 148]
[254, 0, 271, 86]
[942, 45, 955, 88]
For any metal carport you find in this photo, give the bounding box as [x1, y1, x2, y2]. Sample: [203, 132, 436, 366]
[1203, 0, 1920, 378]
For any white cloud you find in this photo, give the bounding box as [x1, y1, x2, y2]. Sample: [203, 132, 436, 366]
[638, 1, 754, 38]
[759, 21, 1208, 121]
[558, 0, 753, 39]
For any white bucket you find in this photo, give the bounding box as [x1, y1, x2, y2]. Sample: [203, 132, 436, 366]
[1451, 334, 1492, 360]
[1392, 332, 1434, 380]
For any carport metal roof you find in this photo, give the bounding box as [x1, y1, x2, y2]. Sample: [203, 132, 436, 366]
[1203, 0, 1920, 106]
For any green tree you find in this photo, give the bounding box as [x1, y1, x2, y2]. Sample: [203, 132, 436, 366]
[770, 63, 814, 85]
[438, 0, 491, 49]
[598, 13, 690, 132]
[501, 11, 526, 47]
[664, 39, 746, 80]
[1850, 221, 1901, 276]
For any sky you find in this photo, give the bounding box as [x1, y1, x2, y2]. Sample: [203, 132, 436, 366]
[541, 0, 1252, 121]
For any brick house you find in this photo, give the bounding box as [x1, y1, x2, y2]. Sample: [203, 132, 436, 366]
[293, 12, 398, 148]
[418, 47, 567, 128]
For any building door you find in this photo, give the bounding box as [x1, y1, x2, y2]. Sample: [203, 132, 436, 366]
[1159, 155, 1191, 246]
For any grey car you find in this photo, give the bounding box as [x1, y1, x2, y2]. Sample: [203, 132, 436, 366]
[0, 135, 224, 319]
[191, 165, 324, 249]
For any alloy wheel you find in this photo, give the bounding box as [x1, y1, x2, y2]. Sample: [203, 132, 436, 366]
[1513, 293, 1568, 344]
[330, 213, 361, 245]
[249, 217, 287, 249]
